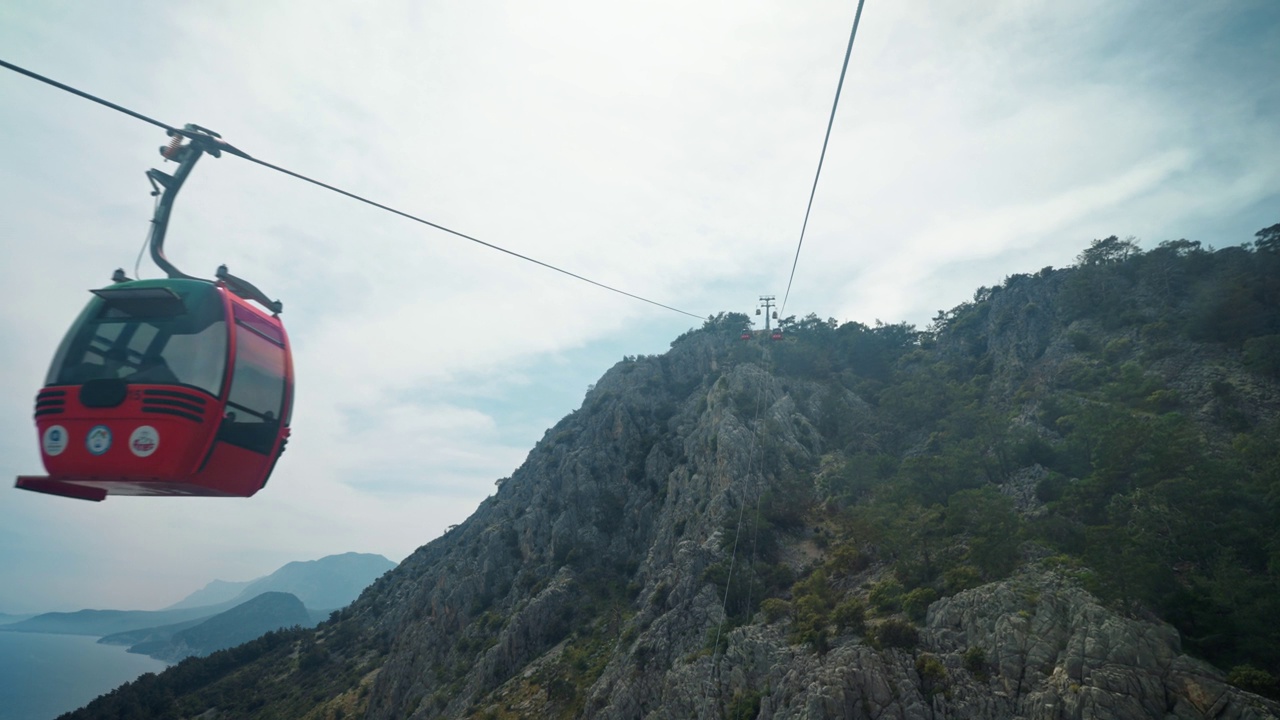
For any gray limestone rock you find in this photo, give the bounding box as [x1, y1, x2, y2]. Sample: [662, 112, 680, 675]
[354, 329, 1278, 719]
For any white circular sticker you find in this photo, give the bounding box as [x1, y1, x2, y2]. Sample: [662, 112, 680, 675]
[129, 426, 160, 458]
[42, 425, 68, 457]
[86, 425, 112, 456]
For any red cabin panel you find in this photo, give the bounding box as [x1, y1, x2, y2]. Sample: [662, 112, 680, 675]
[32, 385, 220, 481]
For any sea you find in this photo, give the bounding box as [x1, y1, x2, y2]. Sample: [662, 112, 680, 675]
[0, 632, 168, 720]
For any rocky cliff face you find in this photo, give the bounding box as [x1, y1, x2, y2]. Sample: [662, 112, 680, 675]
[358, 334, 786, 718]
[342, 325, 1277, 719]
[563, 570, 1274, 720]
[62, 242, 1280, 720]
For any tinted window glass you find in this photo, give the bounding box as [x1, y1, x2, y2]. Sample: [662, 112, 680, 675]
[161, 325, 227, 396]
[47, 282, 228, 396]
[218, 323, 286, 454]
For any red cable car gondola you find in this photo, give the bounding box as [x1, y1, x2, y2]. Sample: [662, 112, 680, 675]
[16, 126, 293, 501]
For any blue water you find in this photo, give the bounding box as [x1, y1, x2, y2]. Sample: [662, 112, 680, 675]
[0, 632, 168, 720]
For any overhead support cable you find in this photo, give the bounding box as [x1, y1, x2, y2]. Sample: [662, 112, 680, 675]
[234, 153, 705, 318]
[0, 59, 177, 133]
[778, 0, 867, 318]
[0, 58, 704, 320]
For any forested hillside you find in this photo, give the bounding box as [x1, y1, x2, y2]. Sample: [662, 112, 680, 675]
[754, 228, 1280, 675]
[63, 226, 1280, 719]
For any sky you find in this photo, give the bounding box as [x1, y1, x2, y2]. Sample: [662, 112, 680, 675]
[1, 0, 1277, 613]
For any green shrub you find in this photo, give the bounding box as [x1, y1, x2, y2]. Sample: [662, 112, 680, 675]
[648, 581, 670, 607]
[902, 587, 938, 622]
[827, 545, 869, 576]
[943, 565, 982, 595]
[832, 598, 867, 634]
[298, 646, 328, 672]
[1139, 342, 1177, 361]
[791, 594, 830, 651]
[868, 578, 904, 613]
[915, 653, 948, 695]
[727, 689, 762, 720]
[1102, 337, 1131, 362]
[962, 646, 988, 680]
[1060, 359, 1104, 390]
[1143, 389, 1180, 412]
[1067, 330, 1096, 352]
[1035, 473, 1068, 502]
[1226, 664, 1278, 699]
[1139, 321, 1171, 341]
[760, 598, 791, 623]
[869, 619, 918, 649]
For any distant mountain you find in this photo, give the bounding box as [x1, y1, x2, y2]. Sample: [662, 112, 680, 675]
[0, 612, 35, 626]
[128, 592, 310, 663]
[164, 579, 253, 610]
[98, 616, 212, 648]
[1, 606, 221, 637]
[167, 552, 396, 612]
[100, 604, 334, 650]
[8, 553, 394, 639]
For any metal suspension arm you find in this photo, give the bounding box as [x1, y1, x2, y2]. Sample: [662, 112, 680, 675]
[143, 125, 282, 314]
[145, 131, 207, 281]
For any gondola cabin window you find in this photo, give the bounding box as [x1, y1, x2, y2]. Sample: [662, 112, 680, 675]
[45, 283, 228, 397]
[218, 305, 287, 455]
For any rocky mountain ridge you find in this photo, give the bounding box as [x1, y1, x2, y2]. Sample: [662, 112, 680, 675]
[165, 552, 397, 611]
[6, 552, 393, 646]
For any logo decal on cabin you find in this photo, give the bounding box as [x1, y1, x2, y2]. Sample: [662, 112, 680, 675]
[86, 425, 112, 456]
[130, 426, 159, 457]
[43, 425, 68, 456]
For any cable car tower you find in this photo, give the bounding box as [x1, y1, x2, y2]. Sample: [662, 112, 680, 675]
[756, 295, 783, 340]
[756, 295, 776, 331]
